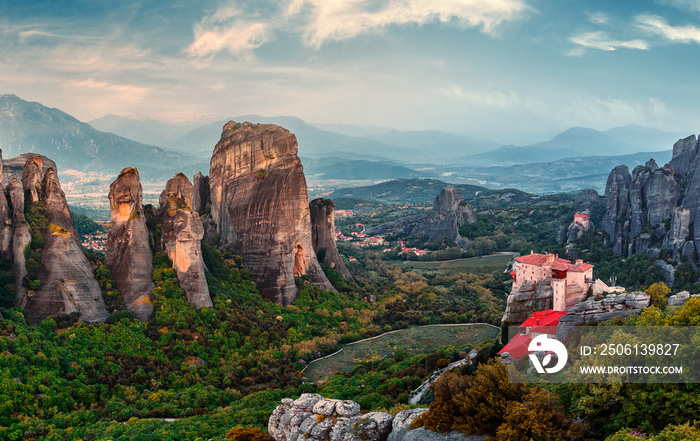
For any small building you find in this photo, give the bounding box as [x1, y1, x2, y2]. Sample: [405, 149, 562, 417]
[498, 309, 567, 360]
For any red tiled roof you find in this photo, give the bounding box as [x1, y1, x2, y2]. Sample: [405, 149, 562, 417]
[498, 332, 532, 360]
[574, 214, 590, 219]
[520, 309, 566, 328]
[515, 253, 593, 273]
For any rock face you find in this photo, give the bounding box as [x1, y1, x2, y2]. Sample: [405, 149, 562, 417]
[309, 198, 353, 281]
[22, 156, 43, 204]
[268, 395, 479, 441]
[21, 167, 109, 324]
[0, 151, 12, 259]
[556, 291, 650, 340]
[2, 153, 57, 187]
[574, 188, 601, 211]
[368, 187, 476, 246]
[208, 121, 333, 305]
[502, 279, 586, 327]
[8, 178, 30, 301]
[106, 168, 154, 321]
[192, 173, 210, 215]
[602, 146, 689, 261]
[159, 173, 212, 309]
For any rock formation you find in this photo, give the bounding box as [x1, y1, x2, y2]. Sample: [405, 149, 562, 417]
[106, 168, 154, 320]
[0, 151, 12, 259]
[8, 178, 29, 301]
[501, 279, 587, 327]
[159, 173, 212, 309]
[556, 292, 650, 340]
[2, 153, 56, 187]
[309, 198, 353, 281]
[574, 188, 601, 212]
[368, 187, 476, 246]
[268, 394, 479, 441]
[668, 290, 700, 306]
[21, 155, 43, 204]
[208, 121, 333, 305]
[192, 173, 210, 215]
[21, 167, 109, 324]
[602, 157, 684, 256]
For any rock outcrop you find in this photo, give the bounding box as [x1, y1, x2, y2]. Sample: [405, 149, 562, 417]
[21, 167, 109, 324]
[574, 188, 601, 212]
[268, 394, 480, 441]
[159, 173, 212, 309]
[368, 187, 476, 246]
[502, 279, 586, 327]
[668, 290, 700, 306]
[0, 151, 12, 259]
[208, 121, 333, 305]
[106, 168, 154, 320]
[601, 136, 700, 269]
[556, 291, 650, 340]
[309, 198, 353, 282]
[2, 153, 57, 186]
[192, 173, 210, 215]
[8, 178, 29, 301]
[21, 155, 44, 204]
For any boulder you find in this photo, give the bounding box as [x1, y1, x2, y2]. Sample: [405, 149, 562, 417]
[21, 167, 109, 324]
[208, 121, 333, 305]
[557, 292, 650, 340]
[387, 409, 428, 441]
[106, 167, 154, 320]
[159, 174, 213, 309]
[310, 198, 353, 282]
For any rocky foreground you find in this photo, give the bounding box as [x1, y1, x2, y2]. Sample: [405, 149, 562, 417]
[268, 393, 481, 441]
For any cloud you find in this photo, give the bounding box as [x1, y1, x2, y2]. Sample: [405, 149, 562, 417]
[636, 15, 700, 43]
[661, 0, 700, 12]
[289, 0, 529, 48]
[187, 20, 270, 57]
[568, 31, 648, 52]
[588, 12, 609, 25]
[188, 0, 530, 56]
[441, 85, 519, 108]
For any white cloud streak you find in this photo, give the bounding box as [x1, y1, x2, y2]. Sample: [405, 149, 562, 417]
[568, 31, 648, 52]
[288, 0, 529, 48]
[188, 0, 530, 56]
[636, 15, 700, 43]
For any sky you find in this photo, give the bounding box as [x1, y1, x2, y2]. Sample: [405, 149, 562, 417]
[2, 0, 700, 143]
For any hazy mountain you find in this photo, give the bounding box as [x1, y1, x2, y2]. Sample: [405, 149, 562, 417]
[364, 129, 499, 157]
[301, 157, 430, 180]
[311, 123, 393, 137]
[172, 115, 420, 160]
[0, 94, 205, 178]
[459, 126, 688, 166]
[88, 113, 194, 147]
[450, 150, 674, 195]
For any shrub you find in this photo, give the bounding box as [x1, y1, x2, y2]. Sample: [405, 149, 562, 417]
[225, 426, 273, 441]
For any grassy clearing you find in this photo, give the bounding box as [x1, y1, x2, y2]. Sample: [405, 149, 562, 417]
[303, 324, 499, 382]
[397, 253, 513, 275]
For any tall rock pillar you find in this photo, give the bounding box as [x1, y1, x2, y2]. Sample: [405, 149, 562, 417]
[106, 168, 154, 320]
[209, 121, 333, 305]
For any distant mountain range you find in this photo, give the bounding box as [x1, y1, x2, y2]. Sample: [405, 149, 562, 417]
[0, 95, 207, 178]
[460, 126, 688, 166]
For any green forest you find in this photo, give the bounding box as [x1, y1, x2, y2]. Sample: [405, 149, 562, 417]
[1, 191, 700, 441]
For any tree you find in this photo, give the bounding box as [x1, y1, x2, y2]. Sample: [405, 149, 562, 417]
[645, 282, 670, 310]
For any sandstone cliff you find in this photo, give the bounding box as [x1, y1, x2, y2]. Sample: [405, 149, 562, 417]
[2, 153, 56, 187]
[309, 198, 353, 282]
[208, 121, 333, 305]
[368, 187, 476, 247]
[106, 167, 154, 320]
[22, 155, 43, 204]
[22, 167, 109, 324]
[192, 172, 210, 215]
[502, 279, 586, 327]
[159, 173, 212, 309]
[8, 178, 29, 301]
[0, 150, 13, 259]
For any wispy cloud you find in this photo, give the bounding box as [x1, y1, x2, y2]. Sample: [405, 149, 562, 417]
[588, 12, 609, 25]
[636, 15, 700, 43]
[188, 0, 530, 56]
[661, 0, 700, 12]
[287, 0, 530, 48]
[568, 31, 648, 52]
[441, 85, 519, 108]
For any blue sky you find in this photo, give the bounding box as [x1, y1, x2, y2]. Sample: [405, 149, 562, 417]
[2, 0, 700, 143]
